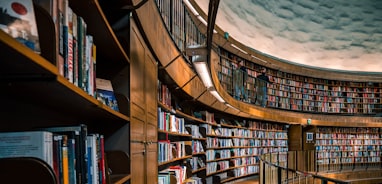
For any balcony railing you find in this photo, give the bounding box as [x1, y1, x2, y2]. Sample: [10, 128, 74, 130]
[259, 150, 382, 184]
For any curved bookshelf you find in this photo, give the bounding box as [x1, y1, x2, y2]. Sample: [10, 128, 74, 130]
[217, 47, 382, 115]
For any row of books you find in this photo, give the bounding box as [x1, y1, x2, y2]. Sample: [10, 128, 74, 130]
[317, 133, 381, 139]
[316, 145, 381, 151]
[203, 127, 288, 140]
[316, 139, 382, 145]
[206, 137, 288, 148]
[190, 157, 205, 171]
[233, 165, 259, 177]
[247, 122, 287, 131]
[206, 150, 231, 161]
[231, 157, 258, 167]
[207, 137, 233, 148]
[31, 0, 97, 96]
[37, 0, 119, 112]
[317, 157, 382, 165]
[159, 165, 187, 184]
[185, 124, 204, 139]
[158, 141, 188, 163]
[317, 152, 381, 159]
[317, 127, 382, 134]
[158, 107, 187, 134]
[0, 124, 106, 184]
[191, 140, 204, 154]
[158, 80, 172, 108]
[206, 161, 229, 175]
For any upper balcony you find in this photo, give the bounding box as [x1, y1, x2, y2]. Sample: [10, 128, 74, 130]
[122, 0, 382, 127]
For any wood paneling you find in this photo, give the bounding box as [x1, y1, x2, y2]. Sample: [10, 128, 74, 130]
[130, 145, 145, 184]
[302, 125, 316, 151]
[288, 125, 302, 151]
[130, 119, 145, 142]
[130, 16, 158, 184]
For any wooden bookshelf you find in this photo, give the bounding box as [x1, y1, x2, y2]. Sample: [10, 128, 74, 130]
[157, 82, 194, 183]
[202, 115, 288, 183]
[0, 0, 131, 183]
[217, 48, 382, 115]
[315, 127, 382, 172]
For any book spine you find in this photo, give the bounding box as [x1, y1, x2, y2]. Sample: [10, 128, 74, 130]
[87, 134, 99, 184]
[67, 6, 74, 83]
[56, 135, 64, 184]
[63, 1, 73, 82]
[84, 35, 93, 95]
[62, 135, 69, 184]
[99, 135, 106, 184]
[58, 0, 65, 76]
[72, 11, 78, 87]
[53, 135, 61, 184]
[86, 135, 93, 184]
[68, 138, 77, 184]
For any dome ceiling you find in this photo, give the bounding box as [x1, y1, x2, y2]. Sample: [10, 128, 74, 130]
[194, 0, 382, 73]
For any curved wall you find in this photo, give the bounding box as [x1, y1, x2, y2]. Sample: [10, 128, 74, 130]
[131, 0, 382, 126]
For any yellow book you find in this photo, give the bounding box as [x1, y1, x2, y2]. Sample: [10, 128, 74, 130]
[62, 135, 69, 184]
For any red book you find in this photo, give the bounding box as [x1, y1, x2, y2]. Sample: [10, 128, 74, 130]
[99, 135, 106, 184]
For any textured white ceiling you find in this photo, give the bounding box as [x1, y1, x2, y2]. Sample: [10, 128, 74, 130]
[194, 0, 382, 72]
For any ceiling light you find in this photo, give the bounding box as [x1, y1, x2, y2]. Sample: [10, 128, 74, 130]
[183, 0, 199, 16]
[210, 90, 225, 103]
[231, 43, 248, 54]
[193, 59, 213, 89]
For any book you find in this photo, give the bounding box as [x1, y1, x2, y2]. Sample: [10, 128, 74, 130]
[62, 134, 69, 184]
[98, 135, 106, 184]
[0, 0, 40, 53]
[63, 0, 73, 82]
[96, 78, 119, 111]
[0, 131, 53, 168]
[87, 134, 99, 184]
[67, 136, 77, 184]
[36, 124, 88, 184]
[57, 0, 65, 76]
[52, 134, 62, 184]
[77, 15, 86, 90]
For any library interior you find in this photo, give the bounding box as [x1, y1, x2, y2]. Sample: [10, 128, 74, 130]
[0, 0, 382, 184]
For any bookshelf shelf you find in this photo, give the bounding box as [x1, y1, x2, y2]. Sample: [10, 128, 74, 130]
[0, 71, 129, 125]
[0, 31, 58, 76]
[158, 130, 192, 138]
[158, 155, 193, 167]
[207, 167, 233, 177]
[110, 174, 131, 184]
[220, 173, 255, 183]
[175, 110, 206, 124]
[192, 167, 206, 174]
[193, 152, 206, 156]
